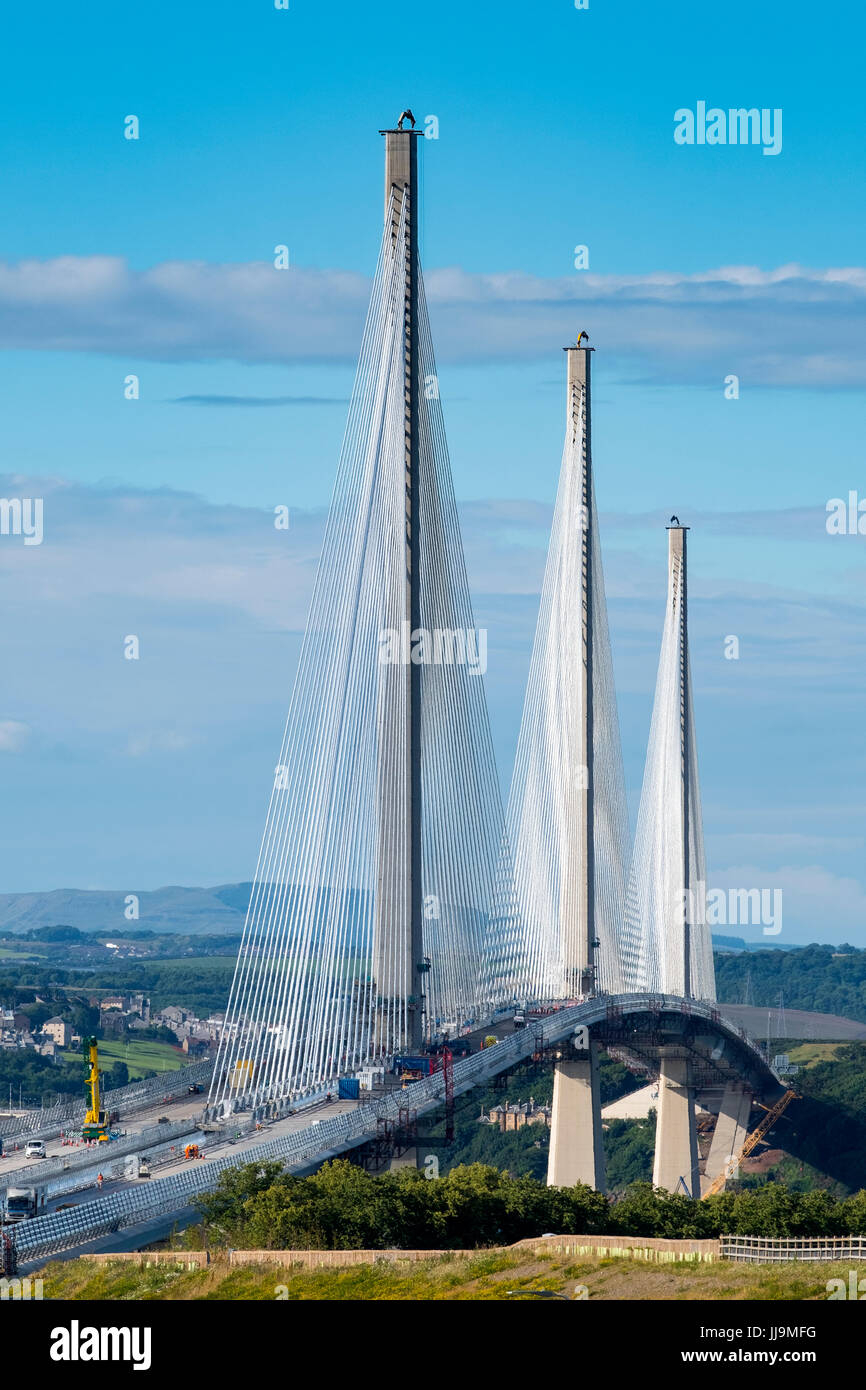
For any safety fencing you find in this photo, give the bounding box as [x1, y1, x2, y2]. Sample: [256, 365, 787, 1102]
[9, 996, 773, 1266]
[720, 1235, 866, 1263]
[0, 1058, 214, 1146]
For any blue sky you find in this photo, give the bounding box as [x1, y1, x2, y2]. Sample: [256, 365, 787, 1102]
[1, 0, 865, 946]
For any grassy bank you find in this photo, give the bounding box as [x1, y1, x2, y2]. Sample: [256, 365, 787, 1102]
[40, 1251, 857, 1302]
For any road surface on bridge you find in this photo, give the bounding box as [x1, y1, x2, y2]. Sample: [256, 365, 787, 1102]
[0, 1089, 208, 1179]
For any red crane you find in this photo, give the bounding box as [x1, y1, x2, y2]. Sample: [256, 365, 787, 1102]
[438, 1046, 455, 1143]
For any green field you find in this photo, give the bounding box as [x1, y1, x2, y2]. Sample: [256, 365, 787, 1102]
[144, 956, 237, 973]
[61, 1038, 184, 1078]
[40, 1250, 862, 1302]
[788, 1042, 843, 1068]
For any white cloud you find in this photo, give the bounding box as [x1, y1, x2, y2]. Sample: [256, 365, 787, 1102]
[0, 474, 324, 631]
[0, 256, 865, 384]
[126, 731, 195, 758]
[708, 863, 866, 939]
[0, 720, 31, 752]
[712, 833, 865, 859]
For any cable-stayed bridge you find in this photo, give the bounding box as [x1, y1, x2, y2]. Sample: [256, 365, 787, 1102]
[199, 118, 783, 1201]
[0, 122, 787, 1269]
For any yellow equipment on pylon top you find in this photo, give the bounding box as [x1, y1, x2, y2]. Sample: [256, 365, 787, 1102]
[82, 1036, 110, 1142]
[702, 1089, 796, 1198]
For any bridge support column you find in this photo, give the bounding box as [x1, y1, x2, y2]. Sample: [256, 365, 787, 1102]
[702, 1081, 752, 1194]
[652, 1051, 699, 1196]
[546, 1043, 605, 1191]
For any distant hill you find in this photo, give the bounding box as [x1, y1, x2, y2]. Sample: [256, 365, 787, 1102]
[0, 883, 254, 936]
[715, 943, 866, 1026]
[0, 881, 377, 942]
[0, 882, 479, 945]
[711, 934, 798, 952]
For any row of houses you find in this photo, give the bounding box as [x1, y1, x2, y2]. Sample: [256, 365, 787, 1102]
[1, 1007, 80, 1059]
[1, 996, 227, 1061]
[96, 997, 225, 1055]
[149, 1004, 226, 1055]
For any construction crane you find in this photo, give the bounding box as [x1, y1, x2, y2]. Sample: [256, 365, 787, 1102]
[702, 1089, 796, 1198]
[81, 1036, 110, 1143]
[436, 1047, 455, 1143]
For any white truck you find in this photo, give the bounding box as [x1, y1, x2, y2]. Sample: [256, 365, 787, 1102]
[2, 1186, 47, 1223]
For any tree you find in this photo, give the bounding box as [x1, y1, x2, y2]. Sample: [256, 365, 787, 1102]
[31, 925, 84, 942]
[108, 1061, 129, 1088]
[194, 1161, 288, 1240]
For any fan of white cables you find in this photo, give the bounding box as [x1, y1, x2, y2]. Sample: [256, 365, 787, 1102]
[626, 544, 716, 1001]
[502, 383, 631, 1003]
[210, 193, 508, 1109]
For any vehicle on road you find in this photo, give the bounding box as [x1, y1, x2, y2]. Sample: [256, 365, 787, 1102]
[513, 1012, 526, 1029]
[24, 1140, 46, 1158]
[2, 1185, 47, 1223]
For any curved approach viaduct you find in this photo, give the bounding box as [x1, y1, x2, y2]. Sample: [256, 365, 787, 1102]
[544, 995, 785, 1197]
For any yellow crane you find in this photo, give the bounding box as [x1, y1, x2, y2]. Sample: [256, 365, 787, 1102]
[702, 1089, 796, 1198]
[82, 1036, 110, 1142]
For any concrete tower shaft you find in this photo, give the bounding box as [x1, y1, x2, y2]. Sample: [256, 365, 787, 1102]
[667, 522, 691, 997]
[562, 343, 596, 995]
[373, 123, 425, 1049]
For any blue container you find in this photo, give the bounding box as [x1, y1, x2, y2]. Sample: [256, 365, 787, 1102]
[338, 1077, 361, 1099]
[397, 1056, 433, 1075]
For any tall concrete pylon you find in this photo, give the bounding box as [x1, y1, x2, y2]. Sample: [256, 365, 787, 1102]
[561, 342, 596, 998]
[373, 121, 425, 1050]
[671, 523, 695, 996]
[211, 118, 510, 1110]
[543, 342, 607, 1192]
[644, 523, 711, 1192]
[506, 338, 631, 1007]
[627, 522, 716, 1001]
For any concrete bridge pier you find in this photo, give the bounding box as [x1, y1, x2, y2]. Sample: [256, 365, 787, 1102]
[652, 1049, 700, 1196]
[546, 1042, 606, 1191]
[702, 1080, 752, 1193]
